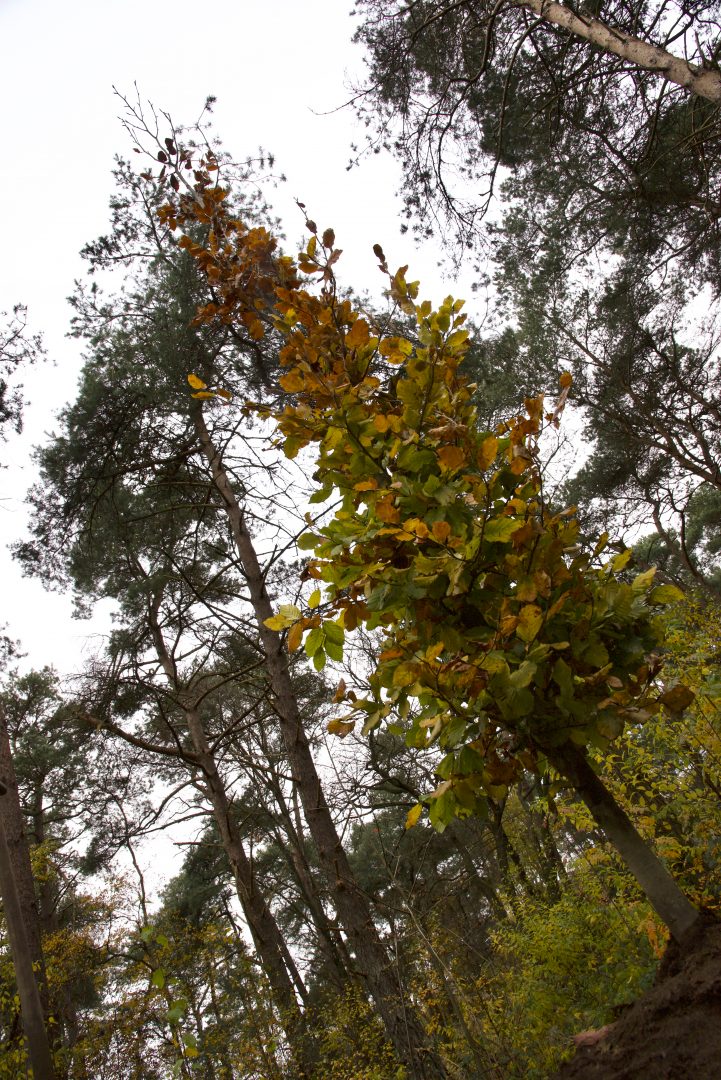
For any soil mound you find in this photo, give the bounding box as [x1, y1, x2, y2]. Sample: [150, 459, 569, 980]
[553, 913, 721, 1079]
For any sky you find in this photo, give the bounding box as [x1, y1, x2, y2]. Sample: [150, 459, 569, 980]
[0, 0, 484, 675]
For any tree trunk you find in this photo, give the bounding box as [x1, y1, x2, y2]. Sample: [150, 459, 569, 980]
[140, 602, 314, 1073]
[0, 708, 50, 1016]
[448, 822, 509, 922]
[185, 709, 309, 1010]
[547, 742, 700, 941]
[0, 785, 56, 1080]
[520, 0, 721, 103]
[194, 407, 446, 1080]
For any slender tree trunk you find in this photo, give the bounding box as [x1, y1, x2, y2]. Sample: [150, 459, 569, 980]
[185, 709, 309, 1009]
[144, 604, 312, 1070]
[265, 772, 350, 986]
[519, 0, 721, 103]
[194, 408, 446, 1080]
[0, 785, 56, 1080]
[448, 822, 509, 921]
[547, 742, 700, 941]
[517, 789, 567, 902]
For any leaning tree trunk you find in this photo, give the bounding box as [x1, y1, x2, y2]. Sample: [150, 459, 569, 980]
[547, 741, 700, 942]
[195, 407, 446, 1080]
[519, 0, 721, 103]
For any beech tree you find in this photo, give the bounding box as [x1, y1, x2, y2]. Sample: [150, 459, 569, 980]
[156, 142, 701, 946]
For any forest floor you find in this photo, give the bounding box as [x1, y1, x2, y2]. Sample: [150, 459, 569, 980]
[553, 912, 721, 1079]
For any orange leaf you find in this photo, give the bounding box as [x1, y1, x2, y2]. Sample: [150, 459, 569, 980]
[437, 445, 466, 471]
[287, 621, 304, 653]
[432, 521, 451, 543]
[477, 435, 498, 471]
[327, 718, 355, 738]
[376, 495, 400, 524]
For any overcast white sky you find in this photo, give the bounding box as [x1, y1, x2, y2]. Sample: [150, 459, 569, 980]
[0, 0, 485, 675]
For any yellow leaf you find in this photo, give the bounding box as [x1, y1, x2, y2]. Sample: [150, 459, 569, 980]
[346, 318, 370, 350]
[187, 373, 207, 389]
[191, 391, 217, 399]
[287, 621, 304, 653]
[215, 387, 233, 400]
[376, 495, 400, 523]
[264, 604, 301, 631]
[517, 604, 543, 643]
[477, 435, 498, 471]
[559, 371, 573, 388]
[279, 371, 305, 393]
[393, 662, 421, 687]
[405, 517, 430, 538]
[632, 567, 656, 592]
[405, 803, 423, 830]
[379, 336, 413, 358]
[308, 588, 321, 609]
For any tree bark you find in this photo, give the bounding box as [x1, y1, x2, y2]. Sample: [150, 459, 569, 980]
[520, 0, 721, 103]
[0, 783, 56, 1080]
[547, 741, 700, 941]
[0, 708, 50, 1012]
[194, 407, 446, 1080]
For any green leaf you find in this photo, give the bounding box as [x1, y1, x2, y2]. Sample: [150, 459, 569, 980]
[313, 649, 327, 671]
[298, 532, 322, 550]
[151, 969, 165, 990]
[484, 517, 523, 543]
[322, 619, 345, 645]
[167, 1000, 187, 1023]
[325, 638, 344, 662]
[305, 627, 325, 657]
[649, 583, 685, 605]
[509, 660, 537, 689]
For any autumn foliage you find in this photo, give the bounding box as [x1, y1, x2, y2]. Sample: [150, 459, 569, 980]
[165, 163, 688, 837]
